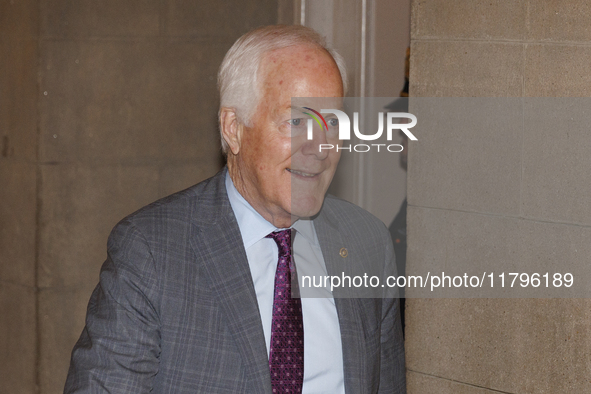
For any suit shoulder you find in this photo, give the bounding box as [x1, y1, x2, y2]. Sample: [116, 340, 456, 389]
[321, 194, 389, 236]
[110, 170, 224, 241]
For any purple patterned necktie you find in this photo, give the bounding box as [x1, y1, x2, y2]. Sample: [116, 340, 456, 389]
[266, 229, 304, 393]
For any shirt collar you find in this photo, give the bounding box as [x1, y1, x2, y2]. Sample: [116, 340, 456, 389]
[226, 172, 277, 249]
[292, 217, 319, 246]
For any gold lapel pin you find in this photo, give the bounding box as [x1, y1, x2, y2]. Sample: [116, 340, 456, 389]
[339, 248, 348, 258]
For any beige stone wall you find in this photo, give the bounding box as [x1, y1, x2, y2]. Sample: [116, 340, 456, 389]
[0, 1, 39, 392]
[407, 1, 591, 393]
[1, 1, 277, 393]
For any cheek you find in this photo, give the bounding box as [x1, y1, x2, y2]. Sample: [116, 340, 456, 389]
[331, 149, 342, 161]
[269, 138, 294, 166]
[243, 136, 265, 169]
[328, 151, 341, 170]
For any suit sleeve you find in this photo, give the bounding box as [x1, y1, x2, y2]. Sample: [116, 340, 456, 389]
[64, 219, 162, 393]
[379, 227, 407, 393]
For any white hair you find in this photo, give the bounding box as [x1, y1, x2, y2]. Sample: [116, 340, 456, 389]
[217, 24, 348, 153]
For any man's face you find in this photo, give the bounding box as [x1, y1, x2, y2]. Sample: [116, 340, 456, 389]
[230, 44, 343, 228]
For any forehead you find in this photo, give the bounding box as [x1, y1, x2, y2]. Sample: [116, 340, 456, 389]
[258, 44, 342, 94]
[262, 44, 329, 68]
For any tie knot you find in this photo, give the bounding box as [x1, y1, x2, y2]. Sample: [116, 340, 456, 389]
[266, 229, 292, 257]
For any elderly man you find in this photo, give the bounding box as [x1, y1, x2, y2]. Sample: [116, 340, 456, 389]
[65, 25, 405, 393]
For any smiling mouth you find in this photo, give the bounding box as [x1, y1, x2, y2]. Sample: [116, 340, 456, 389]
[287, 169, 320, 178]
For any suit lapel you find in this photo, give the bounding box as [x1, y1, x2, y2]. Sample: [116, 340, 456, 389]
[189, 171, 272, 394]
[314, 209, 369, 394]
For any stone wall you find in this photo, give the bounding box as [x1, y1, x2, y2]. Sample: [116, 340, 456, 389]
[406, 1, 591, 393]
[0, 1, 39, 392]
[0, 1, 277, 393]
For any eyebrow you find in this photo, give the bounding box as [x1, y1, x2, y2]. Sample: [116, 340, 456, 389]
[289, 106, 328, 131]
[290, 105, 306, 112]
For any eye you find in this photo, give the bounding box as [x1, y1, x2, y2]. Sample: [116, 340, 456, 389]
[290, 118, 303, 126]
[328, 118, 338, 127]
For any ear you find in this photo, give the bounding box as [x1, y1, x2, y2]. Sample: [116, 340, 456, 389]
[220, 107, 242, 155]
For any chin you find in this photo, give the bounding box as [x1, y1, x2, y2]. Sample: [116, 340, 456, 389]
[290, 195, 324, 219]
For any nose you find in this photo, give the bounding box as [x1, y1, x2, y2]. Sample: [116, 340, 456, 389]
[300, 122, 330, 159]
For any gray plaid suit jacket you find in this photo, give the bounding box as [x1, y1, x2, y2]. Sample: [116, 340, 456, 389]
[65, 169, 406, 393]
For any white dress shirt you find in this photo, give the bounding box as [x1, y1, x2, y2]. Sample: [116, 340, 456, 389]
[225, 173, 345, 394]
